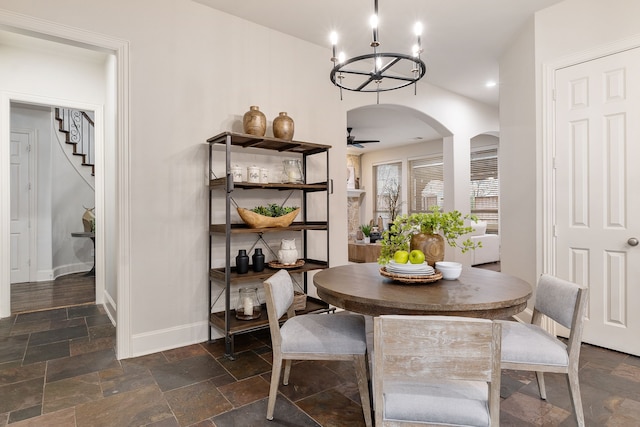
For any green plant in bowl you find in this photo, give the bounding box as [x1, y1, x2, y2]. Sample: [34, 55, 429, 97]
[251, 204, 298, 217]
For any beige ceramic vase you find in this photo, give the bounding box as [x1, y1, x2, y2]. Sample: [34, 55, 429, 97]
[243, 106, 266, 136]
[273, 112, 294, 140]
[410, 233, 445, 267]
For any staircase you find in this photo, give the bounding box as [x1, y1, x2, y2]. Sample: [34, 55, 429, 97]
[54, 108, 95, 176]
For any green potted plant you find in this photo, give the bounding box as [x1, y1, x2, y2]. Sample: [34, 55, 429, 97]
[360, 224, 372, 243]
[378, 206, 481, 266]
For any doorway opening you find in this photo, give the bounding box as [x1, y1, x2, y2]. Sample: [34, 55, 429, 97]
[10, 102, 96, 313]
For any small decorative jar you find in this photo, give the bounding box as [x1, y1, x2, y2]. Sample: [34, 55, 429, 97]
[235, 287, 261, 320]
[231, 164, 243, 182]
[243, 106, 266, 136]
[273, 112, 294, 140]
[278, 239, 298, 265]
[259, 168, 269, 184]
[247, 165, 260, 183]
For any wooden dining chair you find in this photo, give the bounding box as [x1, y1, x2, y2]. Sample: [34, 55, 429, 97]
[497, 274, 588, 427]
[374, 315, 502, 426]
[263, 270, 372, 426]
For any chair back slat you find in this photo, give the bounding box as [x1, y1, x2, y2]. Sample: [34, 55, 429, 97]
[378, 318, 495, 382]
[536, 274, 585, 329]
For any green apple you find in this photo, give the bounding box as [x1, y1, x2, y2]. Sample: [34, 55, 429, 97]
[409, 249, 426, 264]
[393, 250, 409, 264]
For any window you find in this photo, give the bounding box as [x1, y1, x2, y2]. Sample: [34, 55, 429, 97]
[373, 162, 402, 221]
[470, 148, 499, 233]
[409, 156, 443, 214]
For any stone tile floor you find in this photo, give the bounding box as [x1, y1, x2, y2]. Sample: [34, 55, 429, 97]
[1, 304, 639, 426]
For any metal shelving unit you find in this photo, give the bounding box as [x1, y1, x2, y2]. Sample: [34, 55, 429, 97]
[207, 131, 331, 358]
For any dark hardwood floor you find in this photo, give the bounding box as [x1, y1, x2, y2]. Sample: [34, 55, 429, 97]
[11, 273, 95, 315]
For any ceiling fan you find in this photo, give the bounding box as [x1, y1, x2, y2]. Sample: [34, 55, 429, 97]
[347, 127, 380, 148]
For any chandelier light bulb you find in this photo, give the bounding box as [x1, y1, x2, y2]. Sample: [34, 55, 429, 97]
[370, 14, 379, 29]
[330, 31, 339, 60]
[330, 31, 338, 46]
[414, 22, 423, 36]
[338, 51, 346, 63]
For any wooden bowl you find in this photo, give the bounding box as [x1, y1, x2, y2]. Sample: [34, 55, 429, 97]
[237, 207, 300, 228]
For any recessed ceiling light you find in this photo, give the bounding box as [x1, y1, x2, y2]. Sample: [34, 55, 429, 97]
[485, 80, 497, 88]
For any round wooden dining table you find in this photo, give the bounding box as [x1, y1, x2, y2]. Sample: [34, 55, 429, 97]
[313, 263, 532, 319]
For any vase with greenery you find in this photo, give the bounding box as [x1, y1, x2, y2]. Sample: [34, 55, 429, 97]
[378, 206, 481, 266]
[360, 224, 372, 243]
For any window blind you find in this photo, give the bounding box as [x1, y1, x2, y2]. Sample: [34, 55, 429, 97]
[470, 148, 499, 232]
[409, 156, 443, 214]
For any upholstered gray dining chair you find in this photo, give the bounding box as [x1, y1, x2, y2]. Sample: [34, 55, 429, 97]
[263, 270, 372, 426]
[497, 274, 588, 427]
[374, 315, 502, 426]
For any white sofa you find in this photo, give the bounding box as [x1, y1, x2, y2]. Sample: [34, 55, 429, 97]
[469, 221, 500, 266]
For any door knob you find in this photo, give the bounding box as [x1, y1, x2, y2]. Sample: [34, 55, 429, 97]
[628, 237, 639, 247]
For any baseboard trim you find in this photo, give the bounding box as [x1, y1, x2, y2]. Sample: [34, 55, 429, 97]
[130, 321, 209, 358]
[103, 290, 116, 327]
[52, 262, 92, 279]
[36, 270, 54, 282]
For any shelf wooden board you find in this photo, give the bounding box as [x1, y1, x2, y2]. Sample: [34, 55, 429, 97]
[209, 296, 330, 336]
[210, 221, 328, 234]
[207, 131, 331, 155]
[209, 178, 328, 192]
[210, 259, 329, 282]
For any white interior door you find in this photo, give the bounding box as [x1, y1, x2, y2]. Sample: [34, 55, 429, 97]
[9, 130, 32, 284]
[554, 48, 640, 356]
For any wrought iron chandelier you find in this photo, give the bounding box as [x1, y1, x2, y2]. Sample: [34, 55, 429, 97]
[329, 0, 426, 103]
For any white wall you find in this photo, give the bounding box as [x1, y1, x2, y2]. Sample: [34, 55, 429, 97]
[498, 18, 537, 289]
[0, 0, 500, 356]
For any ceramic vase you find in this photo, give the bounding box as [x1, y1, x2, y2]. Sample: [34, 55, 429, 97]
[243, 106, 266, 136]
[82, 207, 95, 232]
[410, 233, 445, 267]
[252, 248, 265, 272]
[236, 249, 249, 274]
[273, 112, 294, 141]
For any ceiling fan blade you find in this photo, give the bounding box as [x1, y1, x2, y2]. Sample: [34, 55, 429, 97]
[346, 127, 379, 147]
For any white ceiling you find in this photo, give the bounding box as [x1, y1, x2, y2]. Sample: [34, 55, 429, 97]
[195, 0, 562, 153]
